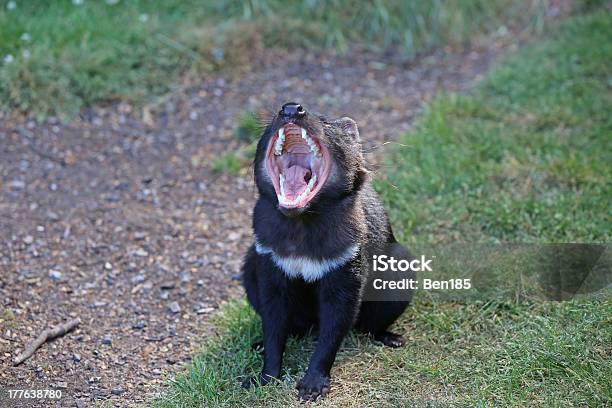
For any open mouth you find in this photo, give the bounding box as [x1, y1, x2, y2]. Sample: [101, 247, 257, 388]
[266, 123, 331, 209]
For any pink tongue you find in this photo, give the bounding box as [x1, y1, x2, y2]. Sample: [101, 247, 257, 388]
[283, 165, 309, 198]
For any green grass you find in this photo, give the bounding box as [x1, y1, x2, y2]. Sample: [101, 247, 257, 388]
[212, 111, 262, 174]
[156, 11, 612, 407]
[377, 11, 612, 245]
[158, 296, 611, 407]
[0, 0, 549, 119]
[212, 153, 247, 176]
[212, 141, 258, 176]
[0, 306, 17, 330]
[234, 112, 262, 143]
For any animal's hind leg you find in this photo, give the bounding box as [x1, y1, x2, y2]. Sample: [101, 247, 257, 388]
[356, 301, 408, 347]
[374, 331, 406, 348]
[356, 242, 415, 347]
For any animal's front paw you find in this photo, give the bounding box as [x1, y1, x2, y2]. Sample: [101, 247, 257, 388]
[241, 373, 274, 389]
[296, 372, 330, 402]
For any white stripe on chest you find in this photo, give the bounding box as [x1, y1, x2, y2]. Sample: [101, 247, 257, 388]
[254, 241, 360, 282]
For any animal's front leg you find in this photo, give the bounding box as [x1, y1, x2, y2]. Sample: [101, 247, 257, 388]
[243, 264, 289, 388]
[297, 268, 361, 401]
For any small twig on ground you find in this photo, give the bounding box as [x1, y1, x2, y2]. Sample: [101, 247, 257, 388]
[13, 318, 81, 366]
[145, 335, 168, 342]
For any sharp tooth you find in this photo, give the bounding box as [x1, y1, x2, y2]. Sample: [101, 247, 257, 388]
[274, 128, 285, 155]
[279, 173, 285, 197]
[294, 175, 317, 204]
[308, 174, 316, 189]
[305, 137, 319, 156]
[278, 194, 290, 205]
[280, 194, 297, 205]
[302, 134, 320, 156]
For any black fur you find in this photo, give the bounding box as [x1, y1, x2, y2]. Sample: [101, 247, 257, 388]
[242, 106, 414, 401]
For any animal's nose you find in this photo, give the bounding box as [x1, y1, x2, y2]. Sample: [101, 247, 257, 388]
[279, 102, 306, 120]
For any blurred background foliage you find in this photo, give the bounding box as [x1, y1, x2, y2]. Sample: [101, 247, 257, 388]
[0, 0, 558, 119]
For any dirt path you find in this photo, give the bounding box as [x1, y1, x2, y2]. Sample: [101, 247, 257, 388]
[1, 43, 499, 406]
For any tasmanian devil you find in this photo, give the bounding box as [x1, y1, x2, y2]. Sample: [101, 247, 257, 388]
[241, 102, 415, 401]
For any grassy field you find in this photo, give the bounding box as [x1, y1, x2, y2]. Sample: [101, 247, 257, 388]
[377, 10, 611, 245]
[156, 10, 612, 407]
[0, 0, 549, 119]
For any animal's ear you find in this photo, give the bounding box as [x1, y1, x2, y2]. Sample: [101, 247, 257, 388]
[335, 117, 360, 141]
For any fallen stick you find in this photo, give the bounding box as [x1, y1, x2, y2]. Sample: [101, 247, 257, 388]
[13, 318, 81, 366]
